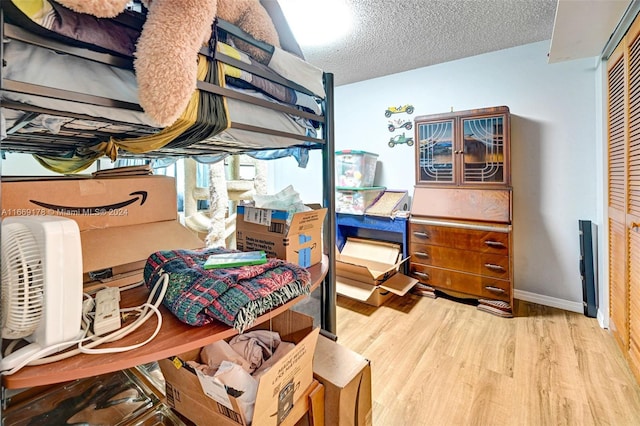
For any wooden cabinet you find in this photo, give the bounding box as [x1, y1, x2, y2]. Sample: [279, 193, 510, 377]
[409, 106, 513, 315]
[409, 218, 513, 302]
[414, 106, 510, 187]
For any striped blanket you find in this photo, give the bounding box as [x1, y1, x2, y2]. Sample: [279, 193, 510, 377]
[143, 248, 311, 332]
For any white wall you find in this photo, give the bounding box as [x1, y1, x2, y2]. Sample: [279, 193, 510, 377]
[273, 40, 599, 311]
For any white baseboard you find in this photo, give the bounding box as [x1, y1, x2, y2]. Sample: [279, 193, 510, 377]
[514, 289, 584, 314]
[597, 310, 608, 329]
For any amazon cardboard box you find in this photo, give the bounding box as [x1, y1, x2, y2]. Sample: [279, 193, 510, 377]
[313, 335, 372, 426]
[1, 175, 204, 291]
[336, 237, 417, 306]
[159, 310, 320, 426]
[236, 204, 327, 267]
[0, 175, 177, 230]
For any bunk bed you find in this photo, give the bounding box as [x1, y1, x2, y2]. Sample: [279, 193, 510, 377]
[0, 0, 337, 391]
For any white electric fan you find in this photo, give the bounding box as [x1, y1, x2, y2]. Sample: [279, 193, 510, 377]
[0, 216, 83, 372]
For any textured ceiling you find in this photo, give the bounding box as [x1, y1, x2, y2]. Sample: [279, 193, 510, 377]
[297, 0, 558, 86]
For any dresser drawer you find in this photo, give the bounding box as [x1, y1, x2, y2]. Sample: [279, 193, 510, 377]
[409, 222, 509, 254]
[409, 263, 511, 301]
[410, 243, 510, 279]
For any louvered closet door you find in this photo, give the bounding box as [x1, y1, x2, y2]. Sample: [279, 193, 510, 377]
[608, 40, 629, 352]
[607, 14, 640, 380]
[627, 19, 640, 372]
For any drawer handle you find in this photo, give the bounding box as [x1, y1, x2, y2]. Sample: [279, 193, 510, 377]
[484, 240, 506, 249]
[414, 252, 430, 259]
[413, 271, 430, 280]
[485, 286, 506, 294]
[484, 263, 506, 272]
[413, 232, 430, 239]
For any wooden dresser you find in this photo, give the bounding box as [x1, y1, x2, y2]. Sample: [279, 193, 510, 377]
[409, 106, 514, 316]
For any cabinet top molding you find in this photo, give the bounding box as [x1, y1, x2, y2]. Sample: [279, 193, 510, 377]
[414, 105, 510, 122]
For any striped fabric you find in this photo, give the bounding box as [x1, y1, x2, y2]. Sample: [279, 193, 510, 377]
[143, 247, 311, 332]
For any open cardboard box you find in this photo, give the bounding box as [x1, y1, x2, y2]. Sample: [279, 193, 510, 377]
[313, 335, 373, 426]
[236, 204, 327, 267]
[159, 310, 320, 426]
[336, 237, 417, 306]
[1, 175, 204, 291]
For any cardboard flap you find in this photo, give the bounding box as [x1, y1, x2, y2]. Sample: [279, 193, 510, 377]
[288, 207, 327, 232]
[379, 273, 418, 296]
[336, 276, 377, 301]
[341, 237, 400, 264]
[336, 237, 404, 283]
[336, 255, 398, 279]
[313, 335, 369, 388]
[81, 220, 204, 273]
[252, 327, 320, 425]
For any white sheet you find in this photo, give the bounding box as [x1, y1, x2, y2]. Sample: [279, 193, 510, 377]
[269, 47, 326, 99]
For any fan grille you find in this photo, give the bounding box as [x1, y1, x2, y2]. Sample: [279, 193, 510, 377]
[1, 222, 45, 339]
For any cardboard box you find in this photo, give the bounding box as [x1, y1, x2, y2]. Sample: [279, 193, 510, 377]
[159, 310, 320, 426]
[1, 175, 177, 231]
[81, 220, 204, 290]
[236, 205, 327, 267]
[1, 175, 204, 290]
[336, 237, 417, 306]
[313, 335, 372, 426]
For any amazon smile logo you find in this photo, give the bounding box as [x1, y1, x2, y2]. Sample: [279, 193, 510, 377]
[29, 191, 148, 214]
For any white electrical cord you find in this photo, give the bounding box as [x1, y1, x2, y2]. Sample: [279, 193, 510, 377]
[77, 303, 163, 354]
[2, 292, 94, 360]
[0, 273, 169, 375]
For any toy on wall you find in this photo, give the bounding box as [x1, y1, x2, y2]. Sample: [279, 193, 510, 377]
[388, 133, 414, 148]
[388, 118, 413, 132]
[384, 104, 414, 117]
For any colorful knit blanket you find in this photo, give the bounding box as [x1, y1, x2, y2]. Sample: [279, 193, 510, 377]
[143, 248, 311, 332]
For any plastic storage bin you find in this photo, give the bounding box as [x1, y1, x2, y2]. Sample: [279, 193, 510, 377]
[336, 187, 386, 215]
[335, 150, 379, 187]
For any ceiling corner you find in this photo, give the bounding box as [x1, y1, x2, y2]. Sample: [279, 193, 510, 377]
[548, 0, 630, 63]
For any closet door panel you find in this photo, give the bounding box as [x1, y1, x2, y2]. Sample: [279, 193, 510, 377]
[608, 43, 629, 349]
[629, 230, 640, 371]
[627, 25, 640, 369]
[610, 218, 628, 346]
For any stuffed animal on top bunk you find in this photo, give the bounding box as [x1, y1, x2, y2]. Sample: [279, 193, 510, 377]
[54, 0, 281, 127]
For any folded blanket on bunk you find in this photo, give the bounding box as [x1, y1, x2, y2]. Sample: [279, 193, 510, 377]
[143, 248, 311, 332]
[4, 0, 141, 58]
[217, 42, 322, 117]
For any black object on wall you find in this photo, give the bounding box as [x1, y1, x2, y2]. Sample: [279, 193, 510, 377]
[579, 220, 598, 318]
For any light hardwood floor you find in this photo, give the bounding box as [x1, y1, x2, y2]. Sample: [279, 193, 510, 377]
[335, 293, 640, 426]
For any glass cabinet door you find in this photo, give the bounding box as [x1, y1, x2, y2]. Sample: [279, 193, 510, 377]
[461, 115, 505, 184]
[416, 119, 454, 183]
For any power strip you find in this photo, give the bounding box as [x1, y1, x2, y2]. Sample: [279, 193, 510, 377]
[93, 287, 122, 335]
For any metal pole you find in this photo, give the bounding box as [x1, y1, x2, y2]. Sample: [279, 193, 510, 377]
[321, 72, 337, 336]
